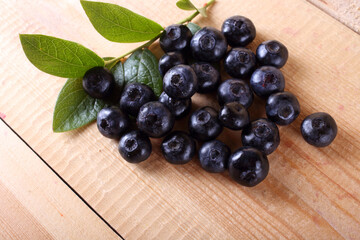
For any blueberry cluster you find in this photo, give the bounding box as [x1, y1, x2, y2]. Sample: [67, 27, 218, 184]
[83, 16, 337, 187]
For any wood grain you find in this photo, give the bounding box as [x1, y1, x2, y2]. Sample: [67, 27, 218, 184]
[307, 0, 360, 33]
[0, 0, 360, 239]
[0, 120, 119, 239]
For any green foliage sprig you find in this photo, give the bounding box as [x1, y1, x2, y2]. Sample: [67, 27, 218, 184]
[20, 0, 215, 132]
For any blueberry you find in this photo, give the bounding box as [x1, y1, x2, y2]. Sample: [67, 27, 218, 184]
[118, 130, 152, 163]
[250, 66, 285, 98]
[241, 118, 280, 155]
[221, 15, 256, 47]
[158, 52, 186, 77]
[199, 140, 230, 173]
[120, 83, 156, 117]
[218, 102, 249, 130]
[158, 92, 191, 119]
[266, 91, 300, 125]
[161, 131, 196, 164]
[217, 79, 253, 108]
[82, 67, 114, 99]
[228, 147, 269, 187]
[301, 112, 337, 147]
[189, 106, 223, 141]
[191, 62, 220, 93]
[190, 27, 228, 62]
[160, 24, 192, 53]
[256, 40, 288, 68]
[137, 101, 175, 138]
[163, 64, 198, 99]
[224, 48, 257, 78]
[97, 106, 130, 139]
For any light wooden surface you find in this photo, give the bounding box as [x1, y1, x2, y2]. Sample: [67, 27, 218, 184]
[307, 0, 360, 33]
[0, 120, 119, 239]
[0, 0, 360, 239]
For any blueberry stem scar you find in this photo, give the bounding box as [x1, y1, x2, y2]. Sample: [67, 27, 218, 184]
[104, 0, 216, 69]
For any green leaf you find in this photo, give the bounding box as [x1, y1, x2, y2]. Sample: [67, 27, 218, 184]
[176, 0, 196, 10]
[19, 34, 104, 78]
[53, 78, 107, 132]
[111, 61, 126, 93]
[124, 49, 162, 96]
[176, 0, 207, 17]
[81, 0, 164, 43]
[187, 22, 201, 35]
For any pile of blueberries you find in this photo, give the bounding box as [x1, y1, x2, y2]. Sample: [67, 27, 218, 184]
[82, 16, 338, 187]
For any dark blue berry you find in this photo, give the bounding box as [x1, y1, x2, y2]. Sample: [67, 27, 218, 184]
[120, 83, 156, 117]
[250, 66, 285, 98]
[97, 106, 130, 139]
[228, 147, 269, 187]
[163, 64, 198, 99]
[158, 52, 186, 77]
[191, 62, 220, 93]
[158, 92, 191, 119]
[217, 79, 253, 108]
[266, 91, 300, 125]
[137, 101, 175, 138]
[160, 24, 192, 53]
[241, 118, 280, 155]
[118, 130, 152, 163]
[82, 67, 114, 99]
[256, 40, 288, 68]
[301, 112, 337, 147]
[218, 102, 249, 130]
[190, 27, 227, 62]
[199, 140, 230, 173]
[224, 48, 256, 78]
[189, 106, 223, 141]
[161, 131, 196, 164]
[221, 15, 256, 47]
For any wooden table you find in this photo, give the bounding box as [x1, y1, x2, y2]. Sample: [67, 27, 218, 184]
[0, 0, 359, 239]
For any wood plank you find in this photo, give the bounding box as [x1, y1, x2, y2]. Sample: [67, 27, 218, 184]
[0, 0, 360, 239]
[0, 120, 120, 240]
[307, 0, 360, 33]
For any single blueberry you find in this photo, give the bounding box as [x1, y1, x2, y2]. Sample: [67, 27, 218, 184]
[199, 140, 230, 173]
[158, 92, 191, 119]
[163, 64, 198, 99]
[118, 130, 152, 163]
[190, 27, 228, 62]
[250, 66, 285, 98]
[189, 106, 223, 141]
[256, 40, 288, 68]
[82, 67, 114, 99]
[301, 112, 337, 147]
[221, 15, 256, 47]
[241, 118, 280, 155]
[266, 91, 300, 125]
[224, 47, 257, 78]
[158, 52, 186, 77]
[97, 106, 130, 139]
[161, 131, 196, 164]
[191, 62, 221, 93]
[228, 147, 269, 187]
[160, 24, 192, 53]
[218, 79, 254, 108]
[218, 102, 249, 130]
[137, 101, 175, 138]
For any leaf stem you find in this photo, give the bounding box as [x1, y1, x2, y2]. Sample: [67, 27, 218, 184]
[105, 34, 161, 69]
[104, 0, 216, 69]
[177, 0, 215, 24]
